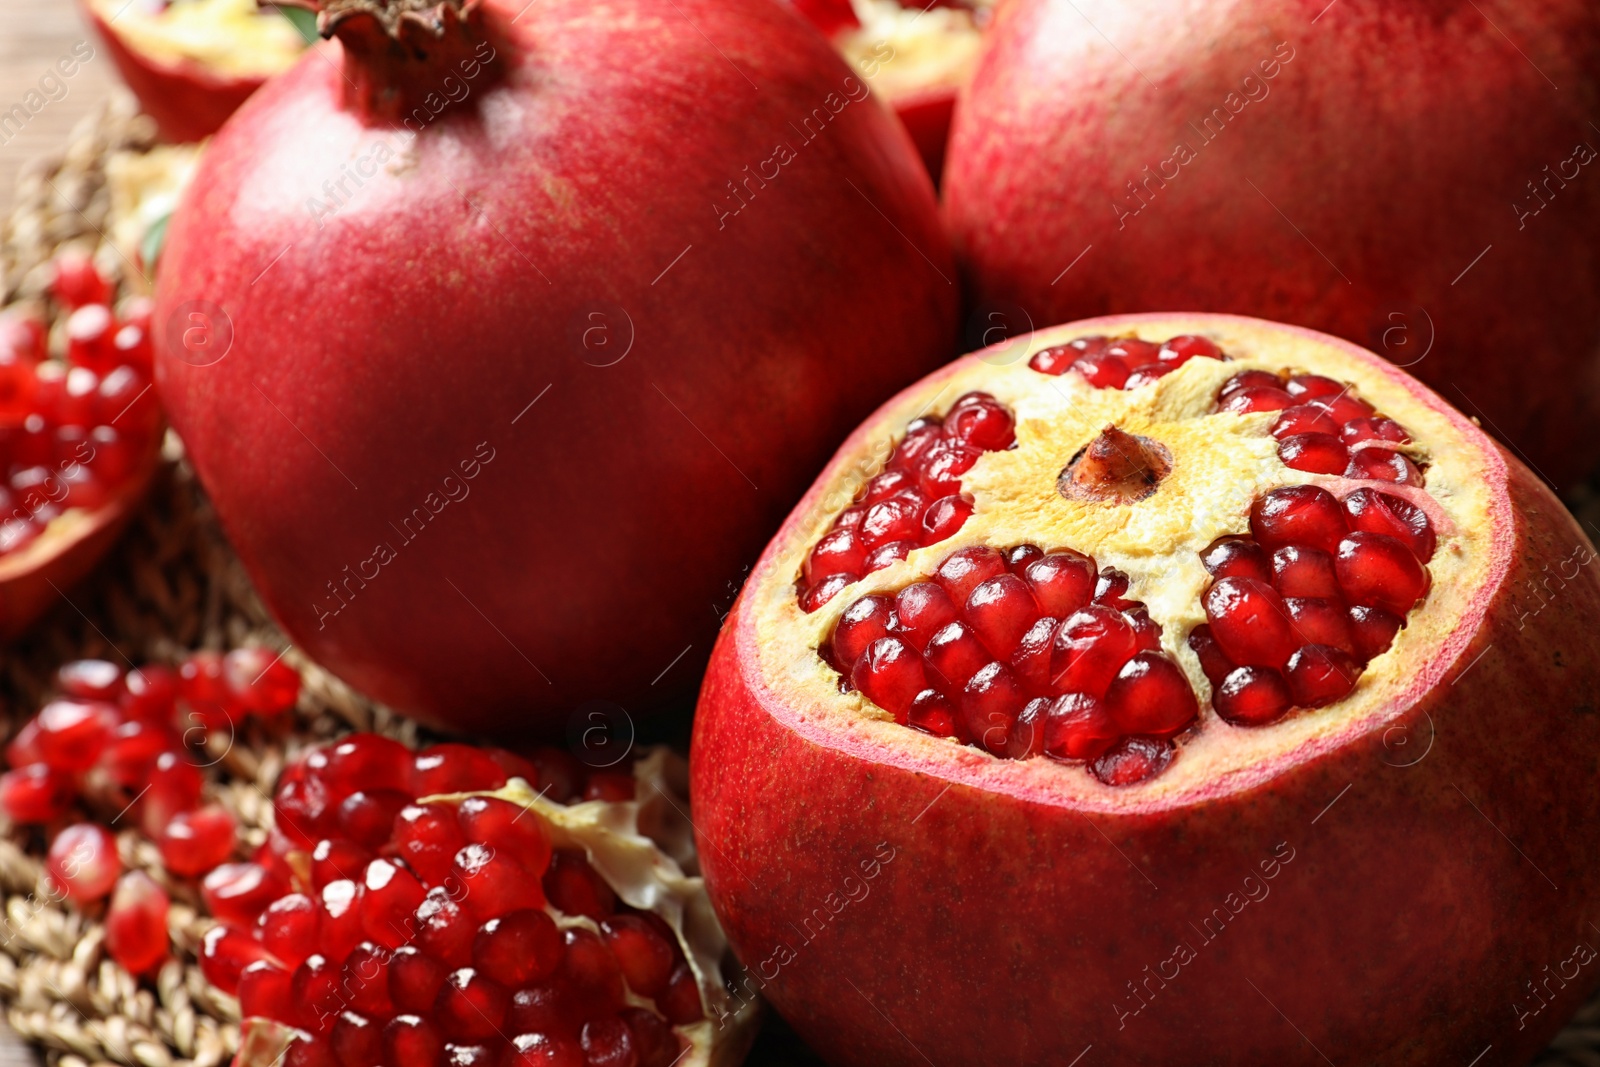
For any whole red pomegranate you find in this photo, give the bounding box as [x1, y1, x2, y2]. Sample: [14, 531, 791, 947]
[943, 0, 1600, 488]
[154, 0, 956, 735]
[691, 313, 1600, 1066]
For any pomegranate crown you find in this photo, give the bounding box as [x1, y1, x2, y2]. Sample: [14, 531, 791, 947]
[269, 0, 479, 44]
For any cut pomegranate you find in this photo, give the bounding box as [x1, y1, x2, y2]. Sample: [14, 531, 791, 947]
[694, 313, 1600, 1067]
[230, 746, 748, 1067]
[799, 393, 1015, 610]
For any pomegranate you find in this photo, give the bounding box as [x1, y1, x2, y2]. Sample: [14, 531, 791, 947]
[942, 0, 1600, 487]
[79, 0, 307, 142]
[788, 0, 993, 181]
[691, 313, 1600, 1065]
[154, 0, 956, 736]
[0, 255, 163, 637]
[224, 744, 753, 1067]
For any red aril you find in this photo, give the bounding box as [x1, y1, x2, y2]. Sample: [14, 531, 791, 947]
[154, 0, 956, 738]
[692, 313, 1600, 1067]
[46, 823, 120, 903]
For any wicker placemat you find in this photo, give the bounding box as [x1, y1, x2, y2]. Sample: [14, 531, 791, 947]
[0, 93, 1596, 1067]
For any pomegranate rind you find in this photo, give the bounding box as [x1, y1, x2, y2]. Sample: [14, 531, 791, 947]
[232, 747, 755, 1067]
[692, 313, 1600, 1065]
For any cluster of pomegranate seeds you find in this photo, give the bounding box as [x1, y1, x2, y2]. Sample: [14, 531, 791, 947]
[206, 733, 690, 1067]
[827, 542, 1199, 786]
[1215, 369, 1427, 485]
[1029, 333, 1224, 388]
[798, 391, 1017, 612]
[0, 252, 162, 556]
[1190, 484, 1435, 726]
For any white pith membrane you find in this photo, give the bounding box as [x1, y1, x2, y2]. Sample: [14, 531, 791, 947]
[235, 748, 756, 1067]
[747, 316, 1506, 810]
[833, 0, 991, 104]
[88, 0, 305, 77]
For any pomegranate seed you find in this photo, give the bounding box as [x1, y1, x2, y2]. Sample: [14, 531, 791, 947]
[159, 805, 236, 876]
[384, 1015, 445, 1067]
[361, 858, 427, 948]
[561, 928, 626, 1021]
[1009, 616, 1060, 690]
[1203, 577, 1297, 668]
[1348, 605, 1403, 660]
[0, 764, 74, 823]
[921, 493, 974, 543]
[4, 720, 43, 766]
[1104, 652, 1198, 737]
[1342, 416, 1411, 447]
[510, 1032, 586, 1067]
[1219, 370, 1282, 398]
[457, 795, 552, 875]
[339, 789, 413, 849]
[1123, 362, 1173, 388]
[436, 967, 509, 1041]
[906, 688, 958, 737]
[223, 647, 301, 715]
[1157, 334, 1222, 364]
[799, 572, 856, 611]
[1220, 385, 1293, 412]
[35, 699, 115, 771]
[122, 666, 178, 722]
[1200, 537, 1272, 583]
[1278, 432, 1349, 474]
[415, 885, 475, 967]
[1023, 550, 1096, 616]
[935, 545, 1007, 604]
[1125, 608, 1163, 651]
[144, 752, 204, 837]
[623, 1007, 682, 1067]
[203, 862, 286, 926]
[312, 837, 376, 888]
[658, 962, 703, 1024]
[455, 842, 546, 920]
[321, 878, 366, 963]
[805, 527, 866, 584]
[544, 849, 616, 921]
[1250, 484, 1347, 554]
[1271, 545, 1342, 599]
[964, 574, 1040, 658]
[51, 251, 111, 308]
[1042, 693, 1118, 760]
[892, 582, 958, 651]
[1091, 737, 1175, 787]
[889, 416, 944, 471]
[1213, 666, 1293, 726]
[850, 636, 926, 719]
[413, 744, 508, 796]
[1271, 404, 1340, 439]
[581, 1016, 637, 1067]
[583, 772, 635, 802]
[918, 441, 980, 498]
[446, 1045, 499, 1066]
[47, 823, 121, 903]
[101, 719, 173, 789]
[179, 651, 242, 728]
[997, 697, 1048, 759]
[1093, 568, 1137, 610]
[945, 394, 1015, 450]
[340, 942, 395, 1017]
[1284, 597, 1357, 655]
[864, 539, 915, 572]
[923, 621, 990, 694]
[1345, 448, 1425, 485]
[1004, 544, 1044, 573]
[395, 802, 469, 887]
[508, 982, 578, 1040]
[479, 908, 564, 986]
[1307, 393, 1375, 423]
[1342, 488, 1435, 563]
[58, 659, 123, 700]
[331, 1011, 383, 1067]
[961, 662, 1027, 756]
[863, 468, 918, 503]
[1285, 374, 1343, 400]
[324, 733, 412, 795]
[1050, 606, 1139, 698]
[1186, 624, 1236, 687]
[238, 960, 294, 1020]
[1106, 338, 1159, 365]
[1070, 350, 1131, 388]
[390, 945, 448, 1013]
[199, 923, 275, 996]
[294, 953, 344, 1036]
[259, 893, 322, 968]
[1285, 645, 1361, 707]
[285, 1034, 336, 1067]
[1336, 532, 1430, 614]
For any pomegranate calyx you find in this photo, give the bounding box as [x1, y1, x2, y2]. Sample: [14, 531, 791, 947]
[1059, 425, 1172, 504]
[275, 0, 479, 41]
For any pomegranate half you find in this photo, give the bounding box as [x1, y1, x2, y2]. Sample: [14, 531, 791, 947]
[942, 0, 1600, 488]
[79, 0, 307, 142]
[691, 313, 1600, 1066]
[154, 0, 956, 735]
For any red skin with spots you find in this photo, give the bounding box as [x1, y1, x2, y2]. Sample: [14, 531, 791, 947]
[154, 0, 956, 737]
[943, 0, 1600, 487]
[691, 315, 1600, 1066]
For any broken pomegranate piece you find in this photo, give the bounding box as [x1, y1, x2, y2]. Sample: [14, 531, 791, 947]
[798, 391, 1015, 611]
[693, 313, 1600, 1067]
